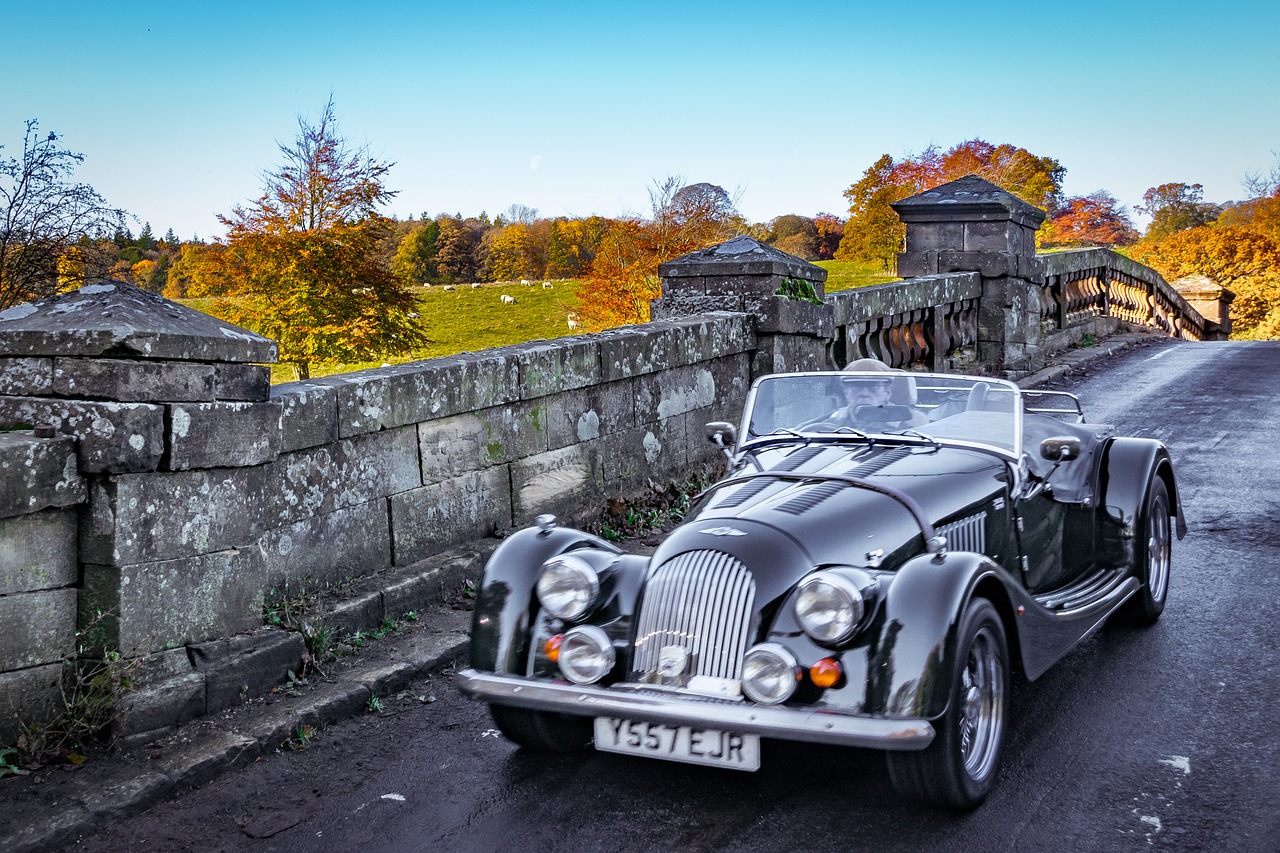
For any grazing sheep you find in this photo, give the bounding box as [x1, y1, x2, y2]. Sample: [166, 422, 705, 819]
[443, 285, 456, 291]
[471, 283, 482, 289]
[567, 314, 580, 330]
[520, 279, 531, 286]
[500, 294, 517, 305]
[542, 281, 553, 289]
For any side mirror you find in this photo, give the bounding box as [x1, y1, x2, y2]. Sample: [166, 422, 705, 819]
[1040, 436, 1082, 462]
[705, 421, 737, 450]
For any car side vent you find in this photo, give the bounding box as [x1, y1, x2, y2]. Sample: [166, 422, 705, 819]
[938, 511, 987, 553]
[775, 480, 851, 515]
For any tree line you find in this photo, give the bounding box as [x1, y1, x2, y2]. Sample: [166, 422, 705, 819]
[3, 107, 1277, 378]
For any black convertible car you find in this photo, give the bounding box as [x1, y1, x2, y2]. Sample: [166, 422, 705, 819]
[457, 369, 1185, 808]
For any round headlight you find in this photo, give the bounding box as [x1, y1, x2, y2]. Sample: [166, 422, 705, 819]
[794, 571, 865, 644]
[558, 625, 615, 684]
[741, 643, 799, 705]
[536, 554, 600, 621]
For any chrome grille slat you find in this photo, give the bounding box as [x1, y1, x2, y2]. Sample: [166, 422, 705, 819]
[633, 550, 756, 682]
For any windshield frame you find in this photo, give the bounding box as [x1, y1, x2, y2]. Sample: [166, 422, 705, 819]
[738, 370, 1025, 463]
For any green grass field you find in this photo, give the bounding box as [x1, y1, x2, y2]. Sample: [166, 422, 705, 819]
[184, 262, 896, 382]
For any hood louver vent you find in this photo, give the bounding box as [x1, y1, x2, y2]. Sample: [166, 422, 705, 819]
[717, 446, 831, 509]
[776, 480, 850, 515]
[846, 447, 909, 478]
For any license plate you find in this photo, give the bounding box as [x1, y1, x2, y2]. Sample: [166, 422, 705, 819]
[593, 717, 761, 771]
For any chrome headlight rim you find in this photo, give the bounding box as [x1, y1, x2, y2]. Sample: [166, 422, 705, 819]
[794, 569, 868, 645]
[558, 624, 616, 684]
[535, 553, 600, 621]
[741, 642, 800, 705]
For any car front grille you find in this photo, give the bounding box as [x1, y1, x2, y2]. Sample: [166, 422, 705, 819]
[631, 549, 756, 683]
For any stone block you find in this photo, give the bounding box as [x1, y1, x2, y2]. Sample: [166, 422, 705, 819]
[418, 403, 547, 484]
[0, 356, 53, 395]
[334, 351, 519, 438]
[389, 468, 512, 565]
[80, 547, 266, 654]
[51, 357, 215, 402]
[543, 383, 635, 451]
[167, 400, 282, 470]
[0, 588, 76, 669]
[510, 443, 602, 526]
[214, 364, 271, 402]
[598, 324, 680, 381]
[634, 363, 720, 424]
[0, 396, 163, 474]
[189, 628, 306, 711]
[0, 432, 84, 518]
[260, 498, 391, 589]
[273, 426, 418, 526]
[271, 380, 340, 453]
[599, 419, 683, 494]
[512, 337, 602, 398]
[81, 465, 275, 565]
[0, 507, 78, 594]
[382, 551, 486, 615]
[321, 592, 383, 636]
[0, 663, 63, 744]
[113, 671, 206, 739]
[755, 296, 836, 337]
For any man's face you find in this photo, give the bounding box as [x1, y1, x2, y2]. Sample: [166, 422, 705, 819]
[843, 377, 892, 408]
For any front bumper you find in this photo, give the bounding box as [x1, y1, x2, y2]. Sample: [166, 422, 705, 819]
[455, 669, 935, 751]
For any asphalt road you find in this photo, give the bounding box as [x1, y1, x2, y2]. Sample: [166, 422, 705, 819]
[74, 339, 1280, 853]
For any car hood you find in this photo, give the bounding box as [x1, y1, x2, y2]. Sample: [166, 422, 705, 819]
[673, 441, 1009, 571]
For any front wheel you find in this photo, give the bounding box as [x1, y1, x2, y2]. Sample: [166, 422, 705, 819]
[489, 704, 593, 752]
[886, 597, 1009, 810]
[1119, 476, 1172, 625]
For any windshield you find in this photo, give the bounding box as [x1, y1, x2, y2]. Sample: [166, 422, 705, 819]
[741, 371, 1023, 457]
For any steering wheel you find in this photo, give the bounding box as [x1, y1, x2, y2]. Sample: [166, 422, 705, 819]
[966, 382, 990, 412]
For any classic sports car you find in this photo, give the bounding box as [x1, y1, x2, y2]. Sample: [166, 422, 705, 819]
[456, 369, 1185, 808]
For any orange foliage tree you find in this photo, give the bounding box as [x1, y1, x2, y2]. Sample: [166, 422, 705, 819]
[208, 99, 425, 378]
[836, 140, 1065, 270]
[573, 178, 741, 330]
[1042, 191, 1138, 248]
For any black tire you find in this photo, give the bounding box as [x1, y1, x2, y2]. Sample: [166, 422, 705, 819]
[886, 597, 1009, 810]
[489, 704, 593, 753]
[1119, 477, 1172, 626]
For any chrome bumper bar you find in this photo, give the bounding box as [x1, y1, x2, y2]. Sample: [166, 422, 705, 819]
[455, 669, 934, 751]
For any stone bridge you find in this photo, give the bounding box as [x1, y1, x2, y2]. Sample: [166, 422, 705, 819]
[0, 177, 1229, 746]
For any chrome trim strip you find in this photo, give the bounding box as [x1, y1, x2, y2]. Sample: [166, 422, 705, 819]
[456, 669, 935, 751]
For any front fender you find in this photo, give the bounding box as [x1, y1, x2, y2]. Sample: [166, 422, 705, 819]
[469, 527, 625, 674]
[875, 551, 1011, 720]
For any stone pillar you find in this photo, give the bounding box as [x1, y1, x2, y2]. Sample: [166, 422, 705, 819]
[0, 281, 284, 739]
[892, 176, 1048, 374]
[651, 235, 834, 376]
[1172, 274, 1235, 338]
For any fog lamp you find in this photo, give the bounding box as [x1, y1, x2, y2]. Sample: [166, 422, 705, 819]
[741, 643, 799, 705]
[557, 625, 615, 684]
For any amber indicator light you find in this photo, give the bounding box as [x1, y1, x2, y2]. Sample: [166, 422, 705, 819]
[545, 634, 564, 661]
[809, 658, 843, 689]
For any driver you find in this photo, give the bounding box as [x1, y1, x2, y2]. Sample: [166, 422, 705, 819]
[830, 358, 927, 430]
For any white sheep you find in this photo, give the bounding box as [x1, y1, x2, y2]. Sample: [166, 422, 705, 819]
[520, 279, 531, 286]
[501, 294, 517, 305]
[443, 285, 456, 291]
[567, 314, 580, 330]
[471, 283, 482, 289]
[542, 281, 553, 289]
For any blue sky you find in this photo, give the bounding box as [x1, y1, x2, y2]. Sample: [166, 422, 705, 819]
[5, 1, 1277, 241]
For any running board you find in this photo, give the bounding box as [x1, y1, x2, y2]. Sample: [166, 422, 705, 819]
[1034, 568, 1137, 615]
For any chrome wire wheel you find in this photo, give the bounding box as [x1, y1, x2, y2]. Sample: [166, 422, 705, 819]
[1146, 486, 1171, 606]
[959, 626, 1005, 782]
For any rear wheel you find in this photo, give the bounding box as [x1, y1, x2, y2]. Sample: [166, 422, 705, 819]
[886, 597, 1008, 810]
[489, 704, 593, 752]
[1119, 477, 1172, 625]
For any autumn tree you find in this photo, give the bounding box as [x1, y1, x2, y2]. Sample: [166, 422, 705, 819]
[390, 219, 439, 285]
[1042, 191, 1138, 248]
[574, 178, 742, 330]
[0, 119, 126, 309]
[211, 99, 425, 379]
[836, 140, 1065, 270]
[1138, 183, 1219, 240]
[813, 213, 844, 260]
[767, 214, 819, 259]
